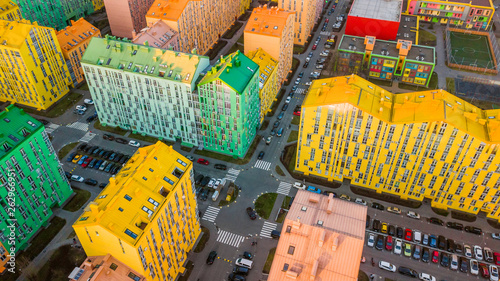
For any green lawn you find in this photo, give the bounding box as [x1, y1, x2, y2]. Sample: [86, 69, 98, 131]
[368, 78, 392, 87]
[194, 134, 261, 165]
[291, 115, 300, 125]
[293, 45, 305, 54]
[57, 142, 78, 160]
[180, 146, 192, 152]
[206, 40, 229, 60]
[446, 77, 456, 94]
[20, 91, 83, 118]
[23, 217, 67, 260]
[237, 34, 244, 44]
[222, 21, 243, 39]
[93, 120, 127, 135]
[418, 29, 437, 46]
[287, 130, 298, 143]
[36, 245, 86, 281]
[255, 193, 278, 219]
[62, 188, 91, 212]
[219, 183, 239, 206]
[260, 119, 269, 131]
[263, 247, 276, 274]
[275, 165, 285, 176]
[78, 82, 89, 91]
[194, 226, 210, 253]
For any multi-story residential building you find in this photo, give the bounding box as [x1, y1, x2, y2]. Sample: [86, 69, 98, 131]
[244, 5, 295, 86]
[0, 105, 73, 274]
[407, 0, 494, 30]
[268, 190, 366, 280]
[92, 0, 105, 11]
[278, 0, 317, 45]
[247, 48, 279, 123]
[296, 75, 500, 221]
[132, 20, 179, 51]
[146, 0, 243, 55]
[16, 0, 94, 30]
[337, 35, 435, 87]
[104, 0, 155, 38]
[56, 18, 101, 85]
[73, 141, 201, 281]
[0, 0, 22, 21]
[81, 36, 209, 147]
[197, 51, 260, 158]
[69, 254, 146, 281]
[0, 20, 73, 110]
[0, 242, 7, 274]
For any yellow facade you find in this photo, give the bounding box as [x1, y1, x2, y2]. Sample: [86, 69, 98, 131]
[0, 0, 21, 21]
[146, 0, 244, 55]
[0, 20, 72, 110]
[296, 75, 500, 221]
[92, 0, 105, 10]
[244, 6, 295, 86]
[56, 18, 101, 84]
[247, 48, 279, 123]
[278, 0, 316, 45]
[73, 142, 201, 281]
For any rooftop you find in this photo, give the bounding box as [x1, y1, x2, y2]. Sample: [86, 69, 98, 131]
[81, 36, 209, 86]
[199, 51, 259, 94]
[246, 48, 278, 90]
[396, 14, 418, 44]
[449, 0, 493, 8]
[0, 105, 42, 159]
[56, 18, 100, 52]
[69, 254, 146, 281]
[338, 35, 366, 53]
[146, 0, 192, 22]
[304, 75, 500, 143]
[244, 5, 295, 37]
[73, 142, 192, 245]
[0, 19, 44, 49]
[268, 190, 366, 281]
[349, 0, 403, 22]
[132, 20, 178, 50]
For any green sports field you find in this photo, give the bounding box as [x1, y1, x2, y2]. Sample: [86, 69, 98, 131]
[449, 31, 495, 69]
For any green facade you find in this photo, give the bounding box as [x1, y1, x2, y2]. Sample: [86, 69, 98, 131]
[197, 51, 260, 158]
[16, 0, 94, 30]
[0, 105, 73, 251]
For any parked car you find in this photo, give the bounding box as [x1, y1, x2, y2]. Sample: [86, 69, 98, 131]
[206, 251, 217, 265]
[378, 261, 396, 272]
[398, 266, 418, 278]
[388, 225, 395, 236]
[474, 245, 484, 261]
[485, 247, 494, 262]
[282, 103, 288, 111]
[81, 157, 92, 168]
[385, 235, 393, 251]
[375, 235, 384, 250]
[465, 245, 472, 258]
[492, 233, 500, 240]
[115, 138, 127, 144]
[246, 207, 257, 220]
[387, 206, 401, 214]
[418, 273, 436, 281]
[99, 182, 107, 189]
[367, 234, 375, 247]
[77, 155, 87, 165]
[465, 226, 482, 235]
[396, 227, 403, 238]
[413, 245, 421, 260]
[305, 186, 321, 194]
[381, 223, 388, 234]
[339, 194, 350, 201]
[128, 140, 140, 147]
[421, 247, 430, 263]
[441, 252, 450, 267]
[422, 234, 429, 246]
[84, 178, 98, 186]
[407, 211, 420, 219]
[431, 250, 439, 263]
[266, 135, 273, 145]
[372, 219, 381, 232]
[84, 98, 94, 105]
[277, 112, 285, 120]
[200, 176, 211, 187]
[257, 151, 265, 160]
[65, 171, 72, 179]
[228, 273, 245, 281]
[67, 152, 77, 162]
[354, 198, 366, 205]
[293, 182, 306, 190]
[429, 235, 437, 248]
[490, 265, 499, 281]
[479, 263, 490, 279]
[102, 134, 115, 140]
[471, 259, 479, 275]
[428, 217, 444, 226]
[437, 235, 446, 250]
[450, 254, 459, 270]
[394, 239, 402, 255]
[214, 164, 227, 170]
[104, 163, 113, 173]
[446, 221, 464, 230]
[76, 105, 87, 111]
[455, 242, 463, 254]
[197, 158, 209, 165]
[404, 243, 412, 257]
[460, 257, 469, 273]
[404, 228, 412, 241]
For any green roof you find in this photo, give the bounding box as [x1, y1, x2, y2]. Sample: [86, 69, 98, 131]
[81, 35, 210, 86]
[0, 105, 42, 159]
[198, 51, 259, 94]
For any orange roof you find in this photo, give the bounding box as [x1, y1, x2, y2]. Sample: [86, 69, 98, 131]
[244, 5, 295, 37]
[268, 190, 367, 281]
[146, 0, 197, 22]
[56, 18, 100, 52]
[69, 254, 146, 281]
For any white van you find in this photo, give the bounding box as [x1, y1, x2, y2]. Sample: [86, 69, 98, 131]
[212, 190, 220, 201]
[413, 230, 422, 244]
[235, 258, 253, 269]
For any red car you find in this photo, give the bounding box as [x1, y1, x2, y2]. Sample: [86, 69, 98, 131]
[82, 157, 93, 168]
[404, 228, 412, 241]
[495, 252, 500, 265]
[479, 263, 489, 278]
[312, 44, 317, 50]
[197, 158, 209, 165]
[325, 18, 329, 23]
[385, 235, 393, 251]
[432, 250, 439, 263]
[293, 110, 301, 116]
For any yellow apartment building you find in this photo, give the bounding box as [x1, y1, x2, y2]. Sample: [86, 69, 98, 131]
[247, 48, 279, 123]
[0, 20, 72, 110]
[278, 0, 317, 45]
[146, 0, 243, 55]
[73, 142, 201, 281]
[92, 0, 105, 10]
[244, 5, 295, 86]
[56, 18, 101, 84]
[0, 0, 22, 21]
[296, 75, 500, 221]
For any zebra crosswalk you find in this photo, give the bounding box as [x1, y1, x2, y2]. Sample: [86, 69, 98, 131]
[277, 181, 292, 196]
[295, 88, 306, 95]
[44, 123, 60, 134]
[225, 168, 240, 182]
[67, 122, 89, 131]
[319, 31, 331, 36]
[254, 160, 271, 171]
[202, 206, 220, 223]
[216, 230, 245, 248]
[79, 132, 96, 143]
[260, 221, 277, 238]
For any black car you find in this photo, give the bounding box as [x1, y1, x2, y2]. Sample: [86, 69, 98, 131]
[84, 178, 98, 186]
[103, 134, 115, 141]
[388, 225, 395, 236]
[459, 257, 468, 273]
[65, 171, 72, 179]
[110, 165, 121, 175]
[243, 251, 253, 260]
[200, 176, 211, 187]
[375, 235, 384, 250]
[98, 150, 107, 157]
[303, 62, 309, 68]
[109, 153, 117, 161]
[214, 164, 227, 170]
[88, 159, 98, 169]
[398, 266, 418, 278]
[447, 239, 455, 252]
[91, 148, 101, 156]
[120, 155, 130, 164]
[372, 219, 381, 232]
[366, 215, 370, 228]
[84, 145, 95, 153]
[86, 115, 97, 122]
[455, 243, 463, 254]
[282, 103, 288, 111]
[438, 235, 446, 250]
[396, 227, 404, 238]
[440, 252, 450, 267]
[195, 174, 204, 185]
[206, 251, 217, 265]
[446, 221, 464, 230]
[372, 202, 384, 210]
[200, 189, 209, 201]
[103, 151, 113, 159]
[428, 217, 444, 226]
[298, 72, 304, 78]
[228, 273, 246, 281]
[246, 207, 257, 220]
[99, 182, 107, 189]
[273, 121, 280, 128]
[115, 138, 127, 144]
[464, 226, 482, 235]
[421, 247, 430, 263]
[233, 266, 249, 276]
[257, 151, 265, 160]
[77, 144, 87, 151]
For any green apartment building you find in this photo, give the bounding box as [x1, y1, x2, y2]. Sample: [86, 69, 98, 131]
[0, 105, 73, 252]
[81, 36, 210, 147]
[16, 0, 94, 30]
[197, 51, 260, 158]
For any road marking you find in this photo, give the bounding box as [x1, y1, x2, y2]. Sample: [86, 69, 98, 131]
[67, 122, 89, 131]
[202, 206, 220, 223]
[45, 123, 60, 134]
[79, 132, 96, 143]
[320, 31, 331, 36]
[277, 181, 292, 196]
[225, 168, 240, 182]
[254, 160, 271, 171]
[216, 230, 245, 248]
[295, 88, 306, 95]
[260, 221, 277, 238]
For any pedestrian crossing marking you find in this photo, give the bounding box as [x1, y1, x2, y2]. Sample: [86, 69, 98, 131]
[260, 221, 277, 238]
[79, 132, 96, 143]
[295, 88, 306, 95]
[216, 230, 245, 248]
[45, 123, 60, 134]
[254, 160, 271, 171]
[67, 122, 89, 131]
[225, 168, 240, 182]
[202, 206, 220, 223]
[277, 181, 292, 196]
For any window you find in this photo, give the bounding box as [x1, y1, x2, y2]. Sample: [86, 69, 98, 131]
[124, 195, 132, 201]
[163, 176, 174, 185]
[98, 195, 107, 199]
[79, 217, 89, 221]
[282, 263, 289, 272]
[119, 208, 124, 212]
[128, 272, 141, 281]
[109, 263, 118, 270]
[148, 198, 159, 207]
[287, 245, 295, 255]
[125, 229, 138, 239]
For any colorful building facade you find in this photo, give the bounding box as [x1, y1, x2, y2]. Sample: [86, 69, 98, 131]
[244, 5, 295, 86]
[92, 0, 105, 11]
[0, 0, 22, 21]
[56, 18, 101, 84]
[81, 36, 209, 147]
[0, 105, 73, 274]
[132, 20, 179, 51]
[73, 142, 201, 281]
[296, 75, 500, 221]
[278, 0, 317, 45]
[197, 51, 260, 158]
[407, 0, 494, 29]
[247, 48, 279, 123]
[0, 20, 72, 110]
[104, 0, 155, 38]
[69, 254, 146, 281]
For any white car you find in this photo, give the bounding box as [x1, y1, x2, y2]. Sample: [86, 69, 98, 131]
[213, 179, 221, 189]
[84, 98, 94, 105]
[407, 211, 420, 219]
[76, 105, 87, 111]
[315, 64, 324, 69]
[354, 198, 367, 205]
[305, 57, 311, 62]
[305, 81, 312, 86]
[367, 234, 375, 247]
[378, 261, 396, 272]
[294, 78, 301, 85]
[186, 155, 195, 161]
[128, 140, 140, 147]
[70, 175, 84, 182]
[419, 273, 436, 281]
[470, 259, 479, 275]
[293, 182, 306, 190]
[285, 97, 291, 104]
[490, 265, 499, 281]
[207, 178, 215, 188]
[464, 245, 472, 258]
[450, 254, 458, 271]
[474, 245, 483, 261]
[492, 233, 500, 240]
[394, 238, 402, 255]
